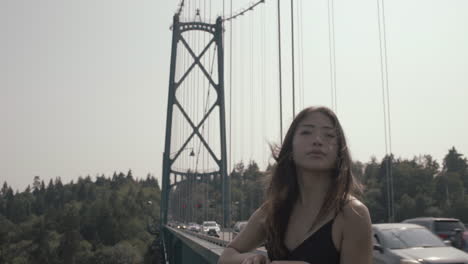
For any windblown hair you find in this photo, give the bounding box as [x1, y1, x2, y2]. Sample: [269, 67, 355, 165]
[264, 106, 362, 260]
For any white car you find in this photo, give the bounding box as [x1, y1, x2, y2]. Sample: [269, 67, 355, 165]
[202, 221, 221, 234]
[187, 222, 201, 233]
[373, 223, 468, 264]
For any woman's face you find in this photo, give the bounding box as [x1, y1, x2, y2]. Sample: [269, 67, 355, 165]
[292, 111, 339, 172]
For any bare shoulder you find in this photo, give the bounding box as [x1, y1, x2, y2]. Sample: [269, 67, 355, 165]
[341, 197, 372, 232]
[338, 197, 373, 263]
[343, 197, 370, 218]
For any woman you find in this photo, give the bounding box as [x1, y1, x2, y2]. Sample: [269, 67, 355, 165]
[218, 106, 372, 264]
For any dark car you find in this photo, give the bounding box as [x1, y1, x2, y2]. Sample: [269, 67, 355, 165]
[372, 223, 468, 264]
[402, 217, 468, 251]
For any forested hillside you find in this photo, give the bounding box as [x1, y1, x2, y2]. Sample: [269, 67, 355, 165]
[0, 171, 162, 264]
[222, 147, 468, 225]
[2, 146, 468, 263]
[170, 146, 468, 226]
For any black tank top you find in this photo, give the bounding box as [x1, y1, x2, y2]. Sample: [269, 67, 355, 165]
[268, 218, 340, 264]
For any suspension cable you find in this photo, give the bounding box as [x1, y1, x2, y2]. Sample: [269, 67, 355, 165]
[327, 0, 337, 112]
[250, 13, 254, 161]
[261, 4, 267, 166]
[290, 0, 296, 117]
[228, 0, 233, 241]
[298, 0, 305, 110]
[222, 0, 266, 22]
[277, 0, 283, 143]
[195, 16, 200, 171]
[377, 0, 394, 222]
[382, 1, 394, 221]
[229, 0, 233, 175]
[332, 0, 337, 113]
[177, 0, 185, 17]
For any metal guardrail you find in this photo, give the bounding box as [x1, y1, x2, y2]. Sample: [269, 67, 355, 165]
[165, 225, 267, 263]
[180, 228, 230, 247]
[166, 226, 224, 264]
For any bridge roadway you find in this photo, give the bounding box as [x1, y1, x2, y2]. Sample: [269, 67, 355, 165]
[165, 226, 266, 263]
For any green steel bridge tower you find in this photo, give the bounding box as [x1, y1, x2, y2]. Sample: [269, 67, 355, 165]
[161, 13, 230, 233]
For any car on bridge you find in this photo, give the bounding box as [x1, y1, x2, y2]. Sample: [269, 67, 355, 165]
[402, 217, 468, 251]
[372, 223, 468, 264]
[178, 222, 187, 229]
[202, 221, 221, 236]
[187, 222, 201, 233]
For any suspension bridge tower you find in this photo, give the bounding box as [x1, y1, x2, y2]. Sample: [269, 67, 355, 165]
[161, 14, 230, 230]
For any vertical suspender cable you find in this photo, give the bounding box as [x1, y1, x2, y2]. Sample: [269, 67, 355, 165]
[240, 17, 245, 162]
[331, 0, 337, 113]
[299, 0, 305, 109]
[295, 0, 302, 109]
[250, 13, 254, 161]
[205, 2, 210, 221]
[377, 0, 390, 222]
[377, 0, 394, 222]
[210, 0, 214, 224]
[290, 0, 296, 117]
[185, 28, 189, 221]
[277, 0, 283, 143]
[203, 0, 207, 224]
[189, 27, 193, 220]
[261, 4, 266, 166]
[382, 0, 394, 222]
[178, 31, 183, 222]
[195, 15, 200, 173]
[190, 27, 195, 223]
[229, 0, 232, 183]
[327, 0, 337, 112]
[229, 0, 233, 241]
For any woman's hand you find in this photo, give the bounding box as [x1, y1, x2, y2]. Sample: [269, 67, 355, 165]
[240, 254, 270, 264]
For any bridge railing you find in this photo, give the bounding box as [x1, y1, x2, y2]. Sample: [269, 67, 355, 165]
[165, 225, 267, 264]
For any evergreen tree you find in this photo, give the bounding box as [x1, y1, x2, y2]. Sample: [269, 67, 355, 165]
[58, 203, 81, 264]
[444, 147, 468, 174]
[443, 147, 468, 190]
[1, 181, 9, 196]
[127, 169, 134, 181]
[32, 176, 41, 194]
[32, 219, 57, 264]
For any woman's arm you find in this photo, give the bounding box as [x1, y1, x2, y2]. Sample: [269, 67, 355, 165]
[340, 199, 373, 264]
[218, 206, 269, 264]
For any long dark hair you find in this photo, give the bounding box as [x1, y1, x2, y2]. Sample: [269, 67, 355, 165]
[264, 106, 362, 259]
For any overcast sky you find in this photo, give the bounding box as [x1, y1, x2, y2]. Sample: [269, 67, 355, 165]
[2, 0, 468, 191]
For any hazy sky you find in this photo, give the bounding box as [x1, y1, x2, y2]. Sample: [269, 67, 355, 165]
[2, 0, 468, 191]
